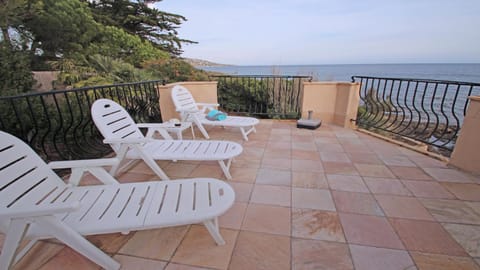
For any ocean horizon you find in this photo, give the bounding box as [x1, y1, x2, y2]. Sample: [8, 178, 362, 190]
[199, 63, 480, 83]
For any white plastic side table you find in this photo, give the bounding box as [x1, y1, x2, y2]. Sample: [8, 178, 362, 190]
[163, 122, 195, 140]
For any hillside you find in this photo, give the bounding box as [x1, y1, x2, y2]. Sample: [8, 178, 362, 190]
[183, 58, 228, 67]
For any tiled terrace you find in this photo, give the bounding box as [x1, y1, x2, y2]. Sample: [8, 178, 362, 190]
[4, 120, 480, 270]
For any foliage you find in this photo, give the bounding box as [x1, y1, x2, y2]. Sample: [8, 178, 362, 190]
[89, 26, 168, 67]
[0, 0, 200, 91]
[86, 0, 195, 56]
[0, 43, 35, 96]
[53, 55, 157, 87]
[216, 77, 302, 119]
[142, 58, 209, 82]
[25, 0, 99, 60]
[0, 0, 41, 48]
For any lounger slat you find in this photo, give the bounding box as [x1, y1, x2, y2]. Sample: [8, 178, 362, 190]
[176, 181, 195, 213]
[195, 180, 211, 211]
[158, 182, 181, 215]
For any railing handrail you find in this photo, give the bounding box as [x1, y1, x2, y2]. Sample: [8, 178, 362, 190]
[352, 76, 480, 87]
[0, 79, 166, 99]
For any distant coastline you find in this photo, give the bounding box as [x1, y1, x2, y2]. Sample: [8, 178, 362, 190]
[182, 58, 229, 67]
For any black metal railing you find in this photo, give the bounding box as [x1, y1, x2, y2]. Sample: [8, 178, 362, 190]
[352, 76, 480, 156]
[211, 75, 312, 118]
[0, 80, 163, 161]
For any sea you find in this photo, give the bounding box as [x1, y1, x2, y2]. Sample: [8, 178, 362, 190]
[199, 63, 480, 83]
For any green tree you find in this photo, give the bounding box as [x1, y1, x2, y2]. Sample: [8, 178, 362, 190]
[85, 0, 195, 55]
[142, 58, 209, 82]
[0, 43, 35, 95]
[89, 26, 168, 67]
[0, 0, 40, 48]
[0, 0, 203, 92]
[25, 0, 99, 60]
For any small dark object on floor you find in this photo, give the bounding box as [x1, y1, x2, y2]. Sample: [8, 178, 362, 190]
[297, 119, 322, 130]
[174, 123, 182, 127]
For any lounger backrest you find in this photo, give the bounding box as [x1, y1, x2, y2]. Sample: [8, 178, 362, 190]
[171, 85, 199, 118]
[0, 131, 69, 231]
[91, 99, 145, 151]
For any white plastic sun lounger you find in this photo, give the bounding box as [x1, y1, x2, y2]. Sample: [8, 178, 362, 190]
[91, 99, 243, 180]
[0, 131, 235, 270]
[171, 85, 260, 141]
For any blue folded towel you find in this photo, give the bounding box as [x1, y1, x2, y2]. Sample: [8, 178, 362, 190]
[206, 109, 227, 121]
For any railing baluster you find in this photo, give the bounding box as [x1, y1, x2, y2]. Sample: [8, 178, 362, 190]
[391, 80, 406, 132]
[417, 82, 431, 138]
[409, 81, 423, 135]
[383, 80, 398, 130]
[446, 84, 462, 148]
[38, 96, 53, 160]
[428, 83, 441, 144]
[25, 96, 39, 146]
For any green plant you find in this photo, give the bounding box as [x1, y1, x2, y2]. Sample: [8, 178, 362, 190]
[0, 44, 35, 96]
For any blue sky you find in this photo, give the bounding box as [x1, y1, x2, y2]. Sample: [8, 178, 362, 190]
[155, 0, 480, 65]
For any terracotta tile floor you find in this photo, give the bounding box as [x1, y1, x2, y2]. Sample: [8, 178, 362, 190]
[3, 120, 480, 270]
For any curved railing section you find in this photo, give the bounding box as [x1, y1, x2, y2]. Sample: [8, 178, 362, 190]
[0, 80, 163, 161]
[211, 75, 312, 119]
[352, 76, 480, 156]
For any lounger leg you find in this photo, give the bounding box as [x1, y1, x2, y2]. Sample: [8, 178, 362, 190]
[133, 145, 170, 181]
[67, 167, 119, 186]
[240, 126, 257, 141]
[193, 117, 210, 139]
[13, 237, 39, 265]
[109, 145, 128, 176]
[240, 127, 248, 141]
[36, 216, 120, 270]
[87, 167, 120, 185]
[218, 160, 232, 180]
[69, 168, 87, 186]
[0, 219, 30, 270]
[203, 218, 225, 245]
[109, 162, 121, 177]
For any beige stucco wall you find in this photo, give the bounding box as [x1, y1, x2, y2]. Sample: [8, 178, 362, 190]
[449, 96, 480, 174]
[301, 82, 360, 128]
[157, 81, 218, 121]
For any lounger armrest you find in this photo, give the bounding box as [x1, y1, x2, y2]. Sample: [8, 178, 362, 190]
[196, 102, 219, 107]
[136, 123, 170, 129]
[103, 137, 153, 144]
[176, 108, 201, 114]
[49, 159, 120, 186]
[48, 158, 119, 169]
[0, 200, 80, 219]
[137, 123, 173, 140]
[196, 103, 219, 112]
